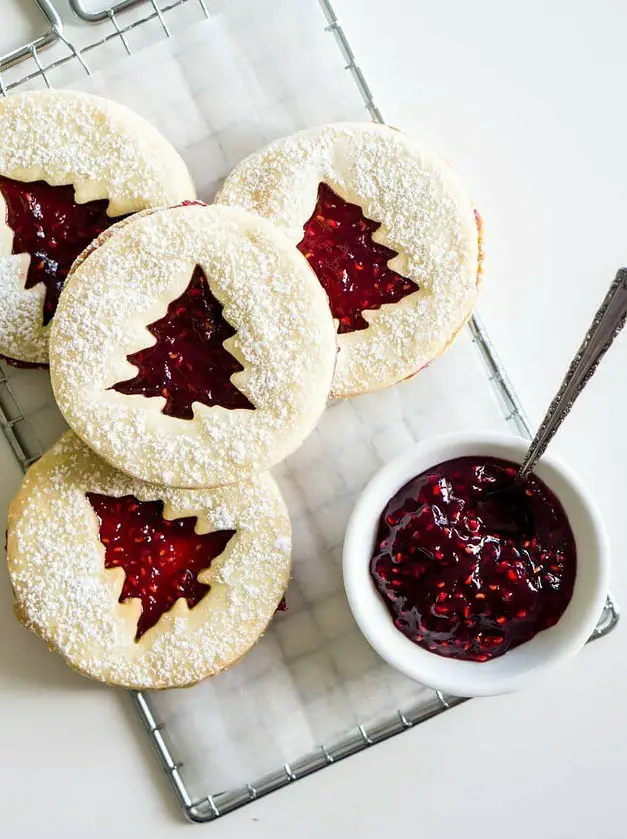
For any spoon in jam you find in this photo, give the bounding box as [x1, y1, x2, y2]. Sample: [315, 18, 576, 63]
[364, 272, 626, 668]
[487, 268, 627, 526]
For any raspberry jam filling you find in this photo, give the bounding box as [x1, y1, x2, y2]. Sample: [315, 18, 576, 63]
[370, 456, 576, 662]
[0, 353, 47, 370]
[112, 265, 255, 420]
[0, 176, 121, 326]
[87, 492, 236, 640]
[297, 182, 419, 333]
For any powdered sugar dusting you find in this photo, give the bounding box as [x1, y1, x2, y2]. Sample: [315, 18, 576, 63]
[7, 431, 292, 689]
[0, 90, 195, 364]
[0, 252, 49, 360]
[50, 203, 337, 488]
[216, 122, 480, 397]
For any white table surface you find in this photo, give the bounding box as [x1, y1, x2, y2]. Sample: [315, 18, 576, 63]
[1, 1, 626, 836]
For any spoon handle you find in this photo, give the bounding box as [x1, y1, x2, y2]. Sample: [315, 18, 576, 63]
[517, 268, 627, 480]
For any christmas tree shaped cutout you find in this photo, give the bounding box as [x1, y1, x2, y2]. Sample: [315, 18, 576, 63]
[87, 492, 236, 640]
[0, 175, 119, 325]
[298, 182, 419, 333]
[112, 265, 254, 419]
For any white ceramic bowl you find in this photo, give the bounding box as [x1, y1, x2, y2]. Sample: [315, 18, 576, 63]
[343, 430, 610, 697]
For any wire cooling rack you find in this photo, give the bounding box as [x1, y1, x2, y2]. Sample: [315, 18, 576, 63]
[0, 0, 620, 823]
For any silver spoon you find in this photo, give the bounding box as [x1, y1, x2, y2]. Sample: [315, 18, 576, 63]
[517, 268, 627, 480]
[480, 269, 627, 533]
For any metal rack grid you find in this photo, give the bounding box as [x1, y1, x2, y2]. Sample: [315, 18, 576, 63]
[0, 0, 62, 74]
[0, 0, 620, 823]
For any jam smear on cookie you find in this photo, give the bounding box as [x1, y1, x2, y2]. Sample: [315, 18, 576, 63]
[0, 176, 122, 326]
[88, 492, 236, 640]
[298, 182, 418, 333]
[112, 265, 255, 419]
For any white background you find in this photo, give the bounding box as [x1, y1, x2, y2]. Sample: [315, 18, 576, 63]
[1, 1, 626, 836]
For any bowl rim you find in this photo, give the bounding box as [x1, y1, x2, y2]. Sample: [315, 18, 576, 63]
[342, 429, 611, 697]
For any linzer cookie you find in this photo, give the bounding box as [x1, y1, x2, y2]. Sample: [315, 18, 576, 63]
[7, 432, 291, 689]
[0, 90, 195, 364]
[217, 122, 482, 398]
[49, 202, 337, 488]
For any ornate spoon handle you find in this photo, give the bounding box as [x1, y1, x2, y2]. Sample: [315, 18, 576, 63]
[517, 268, 627, 480]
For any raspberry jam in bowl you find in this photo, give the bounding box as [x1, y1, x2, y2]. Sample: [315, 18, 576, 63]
[343, 432, 610, 696]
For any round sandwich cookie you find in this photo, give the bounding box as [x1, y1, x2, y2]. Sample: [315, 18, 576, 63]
[7, 432, 292, 689]
[0, 89, 195, 365]
[49, 202, 337, 488]
[216, 122, 482, 398]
